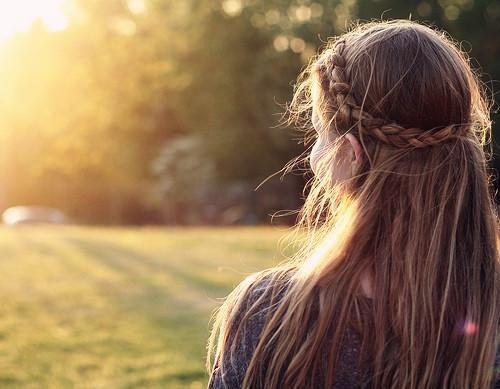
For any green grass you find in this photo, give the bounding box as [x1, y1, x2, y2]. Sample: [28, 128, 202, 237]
[0, 225, 289, 388]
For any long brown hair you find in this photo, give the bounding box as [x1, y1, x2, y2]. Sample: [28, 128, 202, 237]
[208, 20, 500, 388]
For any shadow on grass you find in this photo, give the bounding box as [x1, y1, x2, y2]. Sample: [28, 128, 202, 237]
[63, 236, 225, 295]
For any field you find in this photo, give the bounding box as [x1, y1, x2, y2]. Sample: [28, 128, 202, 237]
[0, 225, 289, 388]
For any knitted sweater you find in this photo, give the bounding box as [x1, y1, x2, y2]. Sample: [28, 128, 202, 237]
[208, 276, 500, 389]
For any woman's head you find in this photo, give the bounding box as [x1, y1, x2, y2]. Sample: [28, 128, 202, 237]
[289, 21, 498, 286]
[209, 20, 499, 389]
[286, 20, 499, 388]
[302, 20, 490, 190]
[294, 19, 499, 386]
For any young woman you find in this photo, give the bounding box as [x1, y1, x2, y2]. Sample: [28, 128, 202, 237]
[207, 20, 500, 388]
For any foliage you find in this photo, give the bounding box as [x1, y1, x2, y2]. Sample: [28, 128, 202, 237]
[152, 135, 216, 223]
[0, 0, 498, 223]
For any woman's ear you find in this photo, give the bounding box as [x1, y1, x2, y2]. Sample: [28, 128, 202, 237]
[345, 133, 364, 167]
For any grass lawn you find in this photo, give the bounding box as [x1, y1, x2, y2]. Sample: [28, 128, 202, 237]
[0, 225, 289, 388]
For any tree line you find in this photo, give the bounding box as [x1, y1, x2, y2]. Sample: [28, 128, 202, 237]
[0, 0, 498, 224]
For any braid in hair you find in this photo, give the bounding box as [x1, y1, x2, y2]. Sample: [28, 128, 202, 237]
[316, 40, 469, 148]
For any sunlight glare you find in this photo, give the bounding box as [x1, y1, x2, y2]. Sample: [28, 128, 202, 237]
[0, 0, 68, 42]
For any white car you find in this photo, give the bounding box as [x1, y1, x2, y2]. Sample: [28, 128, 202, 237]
[2, 206, 68, 225]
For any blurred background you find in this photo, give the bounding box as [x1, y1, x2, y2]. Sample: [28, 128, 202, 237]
[0, 0, 498, 226]
[0, 0, 498, 387]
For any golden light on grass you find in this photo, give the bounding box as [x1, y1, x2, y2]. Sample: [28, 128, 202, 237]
[0, 225, 285, 386]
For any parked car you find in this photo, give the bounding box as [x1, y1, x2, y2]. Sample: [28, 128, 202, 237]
[2, 206, 68, 225]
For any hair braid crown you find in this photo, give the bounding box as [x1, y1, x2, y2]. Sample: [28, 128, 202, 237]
[317, 40, 470, 149]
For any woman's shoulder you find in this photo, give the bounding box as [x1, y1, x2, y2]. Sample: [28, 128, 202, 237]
[209, 267, 367, 388]
[231, 267, 296, 311]
[208, 267, 295, 389]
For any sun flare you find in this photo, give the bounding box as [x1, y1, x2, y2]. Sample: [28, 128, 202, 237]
[0, 0, 68, 42]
